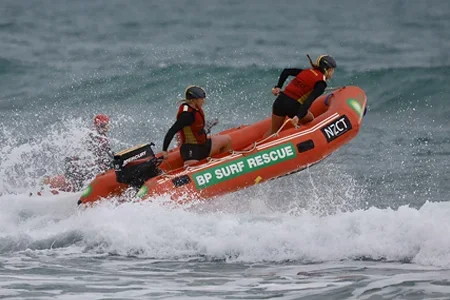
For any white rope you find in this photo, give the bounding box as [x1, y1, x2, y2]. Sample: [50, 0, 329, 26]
[157, 88, 346, 180]
[231, 118, 292, 156]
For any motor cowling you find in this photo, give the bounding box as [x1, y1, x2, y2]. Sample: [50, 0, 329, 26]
[113, 143, 161, 187]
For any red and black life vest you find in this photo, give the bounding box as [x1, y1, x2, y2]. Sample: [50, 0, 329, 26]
[283, 68, 326, 104]
[176, 103, 207, 145]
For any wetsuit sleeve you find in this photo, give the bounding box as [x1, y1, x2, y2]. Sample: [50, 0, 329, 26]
[275, 68, 303, 88]
[162, 112, 195, 151]
[296, 81, 327, 119]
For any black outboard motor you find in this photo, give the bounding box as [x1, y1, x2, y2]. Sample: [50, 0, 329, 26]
[113, 143, 162, 188]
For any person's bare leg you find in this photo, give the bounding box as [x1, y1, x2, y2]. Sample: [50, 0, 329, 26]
[264, 114, 286, 137]
[183, 159, 199, 167]
[210, 135, 232, 156]
[299, 111, 314, 124]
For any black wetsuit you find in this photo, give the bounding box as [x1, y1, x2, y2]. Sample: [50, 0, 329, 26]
[272, 68, 327, 119]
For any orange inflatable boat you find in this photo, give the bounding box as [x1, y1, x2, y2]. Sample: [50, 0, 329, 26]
[78, 85, 367, 205]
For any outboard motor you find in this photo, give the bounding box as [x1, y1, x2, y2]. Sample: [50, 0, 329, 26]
[112, 143, 162, 188]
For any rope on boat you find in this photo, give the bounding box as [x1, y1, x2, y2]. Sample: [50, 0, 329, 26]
[230, 118, 292, 155]
[159, 88, 346, 178]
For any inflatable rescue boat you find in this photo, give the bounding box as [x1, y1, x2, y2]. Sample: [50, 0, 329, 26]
[78, 85, 367, 205]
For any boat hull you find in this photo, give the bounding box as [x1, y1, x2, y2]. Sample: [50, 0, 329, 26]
[79, 85, 367, 205]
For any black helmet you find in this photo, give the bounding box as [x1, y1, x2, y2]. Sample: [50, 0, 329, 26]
[185, 85, 206, 100]
[316, 55, 337, 70]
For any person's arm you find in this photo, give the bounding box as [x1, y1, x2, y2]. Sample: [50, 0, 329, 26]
[275, 68, 303, 88]
[162, 112, 194, 152]
[296, 81, 327, 119]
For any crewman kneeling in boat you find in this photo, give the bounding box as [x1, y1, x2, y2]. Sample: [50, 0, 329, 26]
[161, 85, 232, 166]
[268, 54, 337, 135]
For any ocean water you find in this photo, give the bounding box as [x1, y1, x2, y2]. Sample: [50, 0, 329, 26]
[1, 0, 450, 299]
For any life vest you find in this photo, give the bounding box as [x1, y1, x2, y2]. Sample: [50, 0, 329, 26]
[283, 68, 326, 104]
[177, 103, 207, 145]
